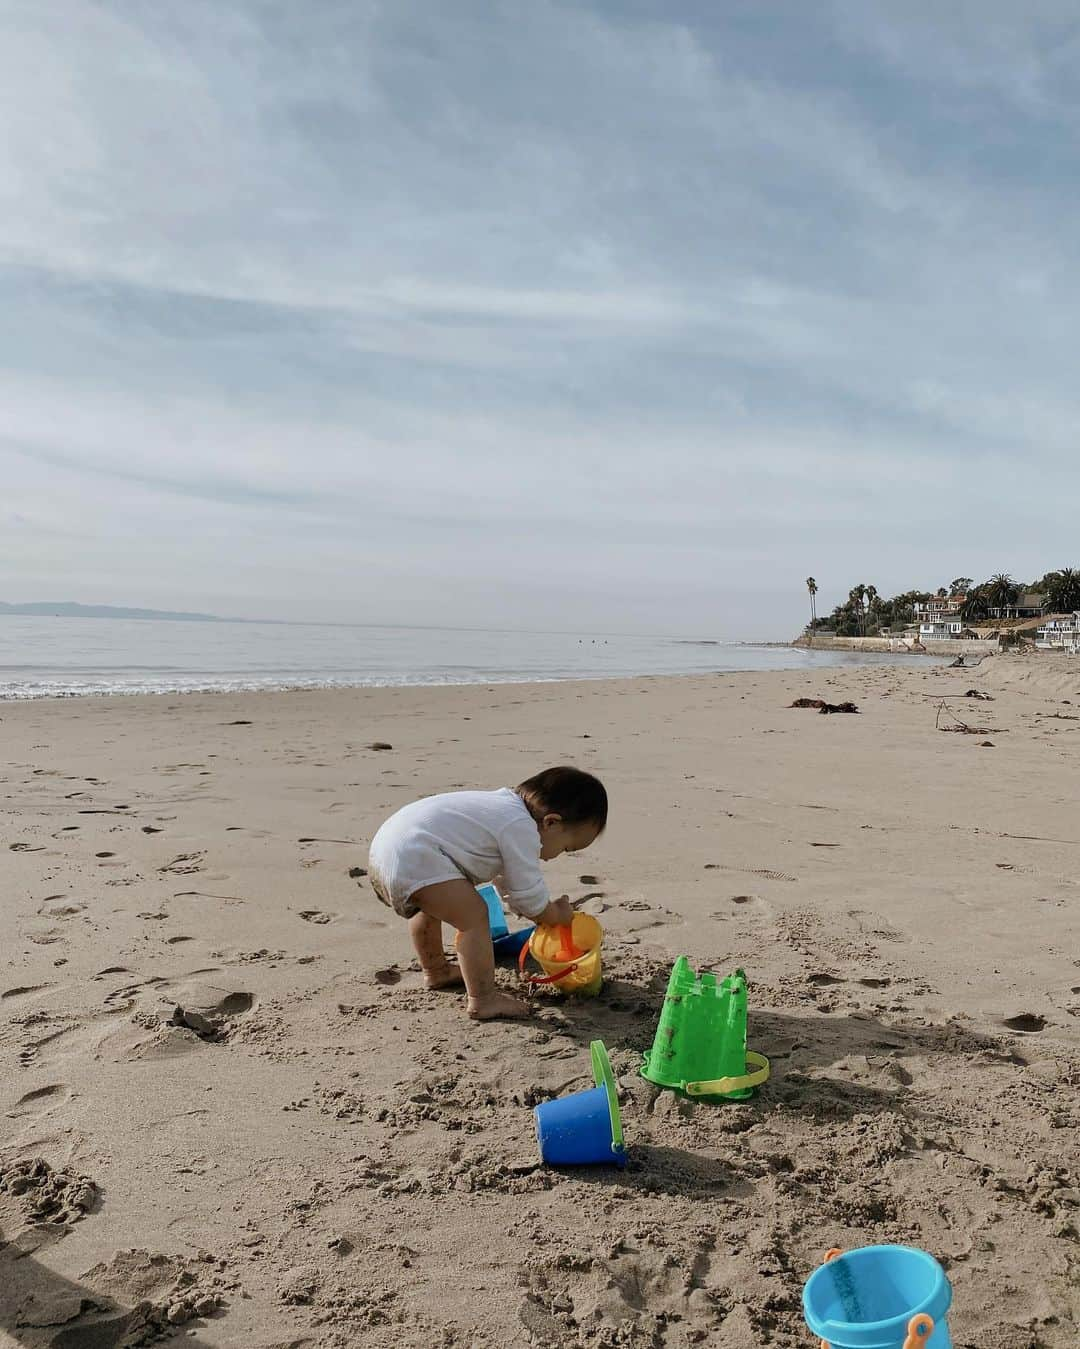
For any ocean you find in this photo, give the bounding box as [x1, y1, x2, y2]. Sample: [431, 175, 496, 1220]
[0, 615, 937, 699]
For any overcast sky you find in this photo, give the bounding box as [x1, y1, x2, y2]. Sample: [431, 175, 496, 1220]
[3, 2, 1078, 638]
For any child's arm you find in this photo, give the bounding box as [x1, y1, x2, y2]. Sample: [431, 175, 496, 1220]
[496, 818, 554, 919]
[490, 874, 571, 928]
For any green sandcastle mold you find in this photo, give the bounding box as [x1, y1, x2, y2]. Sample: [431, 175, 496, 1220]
[640, 958, 768, 1102]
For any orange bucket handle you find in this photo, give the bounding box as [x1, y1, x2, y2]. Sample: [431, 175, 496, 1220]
[903, 1314, 935, 1348]
[517, 932, 580, 985]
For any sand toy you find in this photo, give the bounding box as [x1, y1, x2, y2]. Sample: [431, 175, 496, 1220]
[476, 882, 509, 940]
[518, 913, 603, 995]
[493, 926, 534, 958]
[640, 959, 769, 1100]
[461, 884, 534, 958]
[534, 1040, 626, 1166]
[803, 1245, 953, 1348]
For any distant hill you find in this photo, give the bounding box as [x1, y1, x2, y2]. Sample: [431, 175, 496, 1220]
[0, 601, 227, 622]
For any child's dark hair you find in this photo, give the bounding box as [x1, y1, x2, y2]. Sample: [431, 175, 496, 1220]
[515, 767, 608, 831]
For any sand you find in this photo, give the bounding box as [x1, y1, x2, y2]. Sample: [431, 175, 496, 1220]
[2, 655, 1078, 1348]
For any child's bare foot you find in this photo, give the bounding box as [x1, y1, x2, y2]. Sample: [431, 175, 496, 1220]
[424, 961, 466, 991]
[468, 990, 531, 1020]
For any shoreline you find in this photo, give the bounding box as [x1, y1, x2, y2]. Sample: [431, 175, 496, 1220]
[0, 647, 949, 704]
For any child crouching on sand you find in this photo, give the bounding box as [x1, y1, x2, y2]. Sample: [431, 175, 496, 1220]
[367, 767, 607, 1020]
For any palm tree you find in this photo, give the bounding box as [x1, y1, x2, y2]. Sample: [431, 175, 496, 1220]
[805, 577, 818, 639]
[864, 584, 879, 634]
[1045, 567, 1080, 614]
[961, 586, 991, 623]
[849, 584, 868, 636]
[986, 572, 1018, 617]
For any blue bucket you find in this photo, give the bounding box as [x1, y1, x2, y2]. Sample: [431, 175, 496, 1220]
[534, 1041, 627, 1167]
[493, 926, 534, 959]
[477, 883, 509, 941]
[803, 1246, 953, 1348]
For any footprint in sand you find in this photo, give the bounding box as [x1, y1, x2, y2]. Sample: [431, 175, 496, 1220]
[705, 863, 798, 882]
[299, 909, 337, 924]
[2, 984, 53, 1001]
[7, 1083, 71, 1119]
[578, 894, 609, 915]
[710, 894, 772, 922]
[158, 852, 205, 875]
[39, 900, 87, 919]
[164, 982, 256, 1036]
[846, 909, 908, 943]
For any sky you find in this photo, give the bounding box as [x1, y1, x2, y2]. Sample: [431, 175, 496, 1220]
[3, 1, 1079, 639]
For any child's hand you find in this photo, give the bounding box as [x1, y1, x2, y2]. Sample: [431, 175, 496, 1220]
[539, 895, 573, 927]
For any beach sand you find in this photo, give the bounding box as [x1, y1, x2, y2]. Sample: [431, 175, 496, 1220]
[2, 656, 1078, 1347]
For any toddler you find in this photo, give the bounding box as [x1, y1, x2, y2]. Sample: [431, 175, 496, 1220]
[368, 767, 607, 1019]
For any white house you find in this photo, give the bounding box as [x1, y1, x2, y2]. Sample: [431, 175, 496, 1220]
[919, 618, 966, 640]
[1036, 613, 1080, 654]
[914, 594, 966, 640]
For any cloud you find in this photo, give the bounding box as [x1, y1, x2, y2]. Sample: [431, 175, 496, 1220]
[2, 1, 1079, 636]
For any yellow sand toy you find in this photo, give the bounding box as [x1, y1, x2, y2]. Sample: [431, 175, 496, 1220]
[518, 914, 604, 996]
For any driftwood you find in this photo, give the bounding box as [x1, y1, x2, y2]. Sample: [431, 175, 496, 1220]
[935, 701, 1005, 734]
[790, 698, 860, 714]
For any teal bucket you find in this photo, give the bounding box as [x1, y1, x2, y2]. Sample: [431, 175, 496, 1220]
[477, 883, 509, 940]
[803, 1246, 952, 1348]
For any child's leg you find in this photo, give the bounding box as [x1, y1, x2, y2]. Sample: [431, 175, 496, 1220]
[408, 910, 465, 990]
[410, 879, 529, 1020]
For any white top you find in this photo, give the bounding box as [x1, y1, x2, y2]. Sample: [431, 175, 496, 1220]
[368, 788, 550, 917]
